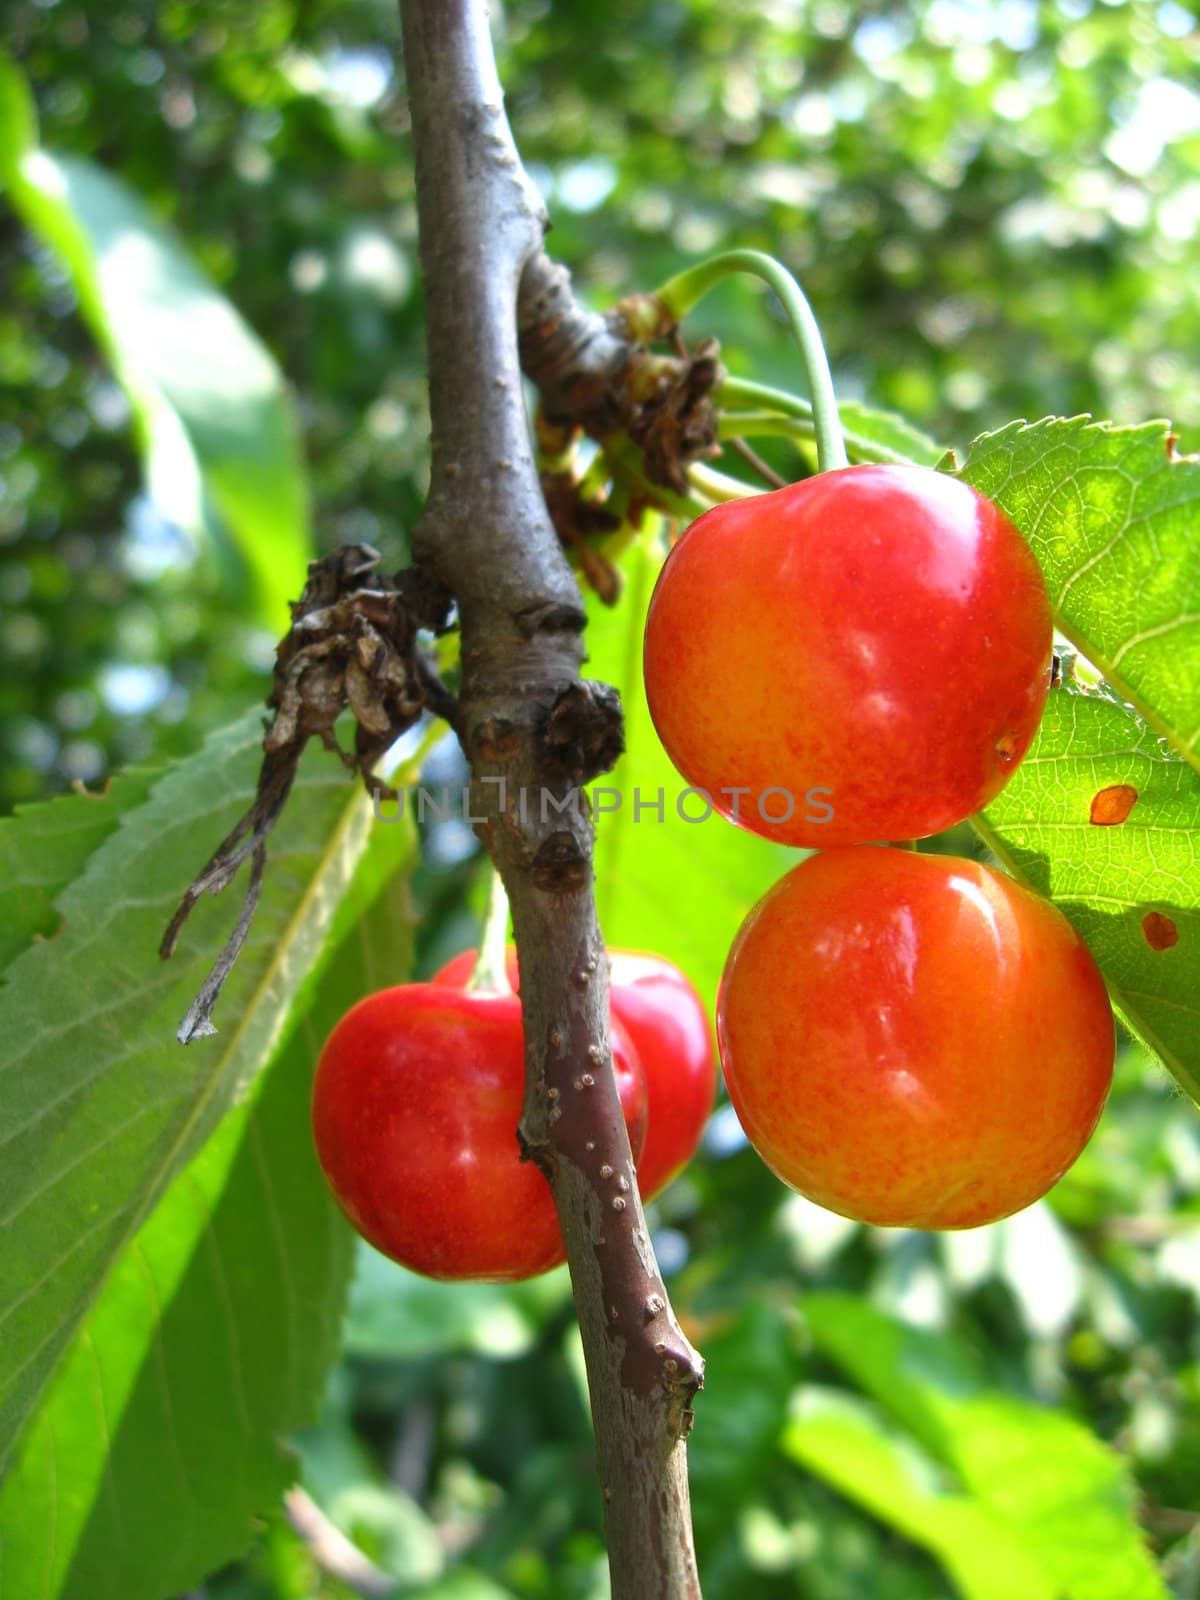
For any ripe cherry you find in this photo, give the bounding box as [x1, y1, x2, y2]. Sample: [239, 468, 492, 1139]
[717, 847, 1114, 1229]
[312, 984, 647, 1281]
[643, 464, 1053, 847]
[435, 947, 716, 1200]
[607, 951, 716, 1198]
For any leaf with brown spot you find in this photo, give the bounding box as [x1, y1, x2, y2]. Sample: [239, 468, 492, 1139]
[978, 687, 1200, 1102]
[1143, 912, 1180, 951]
[1090, 784, 1139, 825]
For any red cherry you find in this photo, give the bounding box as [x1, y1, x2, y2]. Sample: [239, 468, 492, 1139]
[312, 984, 647, 1281]
[433, 947, 519, 991]
[434, 948, 716, 1200]
[608, 953, 715, 1198]
[717, 847, 1114, 1229]
[643, 464, 1053, 847]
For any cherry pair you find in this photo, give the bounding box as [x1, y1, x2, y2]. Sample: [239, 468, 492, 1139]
[645, 465, 1114, 1229]
[312, 949, 715, 1281]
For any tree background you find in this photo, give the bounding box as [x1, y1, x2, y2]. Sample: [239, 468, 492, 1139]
[2, 2, 1199, 1597]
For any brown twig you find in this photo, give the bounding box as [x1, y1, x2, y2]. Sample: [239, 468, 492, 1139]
[397, 4, 704, 1596]
[284, 1486, 396, 1598]
[729, 435, 787, 490]
[519, 252, 724, 498]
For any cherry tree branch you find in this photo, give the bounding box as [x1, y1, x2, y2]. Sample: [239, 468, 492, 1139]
[397, 4, 704, 1597]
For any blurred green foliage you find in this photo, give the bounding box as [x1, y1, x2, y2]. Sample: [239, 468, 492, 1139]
[3, 0, 1199, 809]
[203, 1036, 1200, 1600]
[3, 2, 1200, 1597]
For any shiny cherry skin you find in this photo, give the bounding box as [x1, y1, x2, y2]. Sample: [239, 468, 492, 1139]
[435, 947, 716, 1200]
[643, 464, 1053, 847]
[717, 847, 1114, 1229]
[312, 984, 647, 1281]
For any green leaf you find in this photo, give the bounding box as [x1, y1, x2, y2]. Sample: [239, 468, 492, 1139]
[790, 1294, 1168, 1600]
[586, 529, 793, 1008]
[957, 416, 1200, 773]
[838, 400, 944, 468]
[0, 1005, 346, 1598]
[0, 47, 35, 156]
[0, 770, 158, 972]
[0, 713, 392, 1482]
[0, 754, 417, 1598]
[717, 380, 945, 469]
[689, 1303, 802, 1525]
[345, 1244, 571, 1362]
[0, 54, 312, 630]
[784, 1388, 1057, 1600]
[407, 1574, 519, 1600]
[977, 686, 1200, 1097]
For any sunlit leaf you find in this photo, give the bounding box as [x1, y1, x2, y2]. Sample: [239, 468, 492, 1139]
[0, 54, 312, 630]
[785, 1387, 1058, 1600]
[958, 417, 1200, 771]
[0, 747, 417, 1597]
[790, 1295, 1168, 1600]
[977, 686, 1200, 1098]
[0, 713, 389, 1481]
[839, 400, 944, 467]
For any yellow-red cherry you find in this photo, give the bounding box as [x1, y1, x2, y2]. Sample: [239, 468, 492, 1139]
[717, 847, 1114, 1229]
[643, 464, 1053, 847]
[312, 983, 647, 1281]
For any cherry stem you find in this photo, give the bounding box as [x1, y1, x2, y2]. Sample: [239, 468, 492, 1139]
[687, 461, 761, 502]
[716, 392, 925, 469]
[468, 868, 513, 995]
[716, 375, 818, 423]
[718, 410, 813, 435]
[653, 250, 849, 474]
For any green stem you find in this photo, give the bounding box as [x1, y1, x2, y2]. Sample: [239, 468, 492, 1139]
[687, 462, 760, 502]
[717, 411, 816, 441]
[716, 394, 933, 469]
[468, 868, 513, 994]
[716, 375, 817, 423]
[655, 249, 848, 473]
